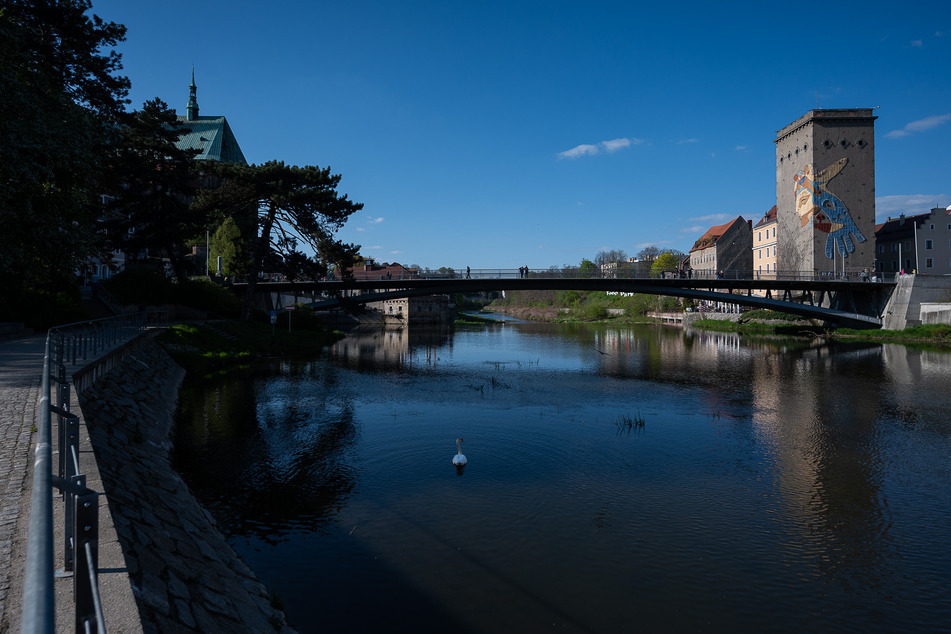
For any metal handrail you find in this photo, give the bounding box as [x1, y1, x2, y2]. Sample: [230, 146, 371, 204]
[22, 311, 166, 634]
[334, 267, 898, 283]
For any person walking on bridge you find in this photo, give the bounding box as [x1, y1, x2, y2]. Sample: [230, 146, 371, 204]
[466, 266, 471, 279]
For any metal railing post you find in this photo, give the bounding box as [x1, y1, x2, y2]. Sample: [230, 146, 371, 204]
[24, 310, 168, 634]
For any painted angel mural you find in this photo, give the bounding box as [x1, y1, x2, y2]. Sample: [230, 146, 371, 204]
[794, 158, 866, 260]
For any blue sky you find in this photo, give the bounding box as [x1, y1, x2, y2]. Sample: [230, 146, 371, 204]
[93, 0, 950, 270]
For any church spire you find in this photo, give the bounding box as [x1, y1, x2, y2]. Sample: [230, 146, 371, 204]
[186, 68, 199, 121]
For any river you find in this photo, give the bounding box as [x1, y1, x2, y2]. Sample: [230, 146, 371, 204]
[172, 320, 951, 633]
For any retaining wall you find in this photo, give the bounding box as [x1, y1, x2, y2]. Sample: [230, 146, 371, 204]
[75, 335, 295, 633]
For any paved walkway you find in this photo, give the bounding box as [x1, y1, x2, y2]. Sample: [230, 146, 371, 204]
[0, 333, 46, 632]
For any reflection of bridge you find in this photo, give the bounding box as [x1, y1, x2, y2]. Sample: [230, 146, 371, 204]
[234, 269, 898, 329]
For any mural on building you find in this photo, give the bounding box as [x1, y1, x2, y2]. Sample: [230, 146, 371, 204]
[794, 158, 867, 260]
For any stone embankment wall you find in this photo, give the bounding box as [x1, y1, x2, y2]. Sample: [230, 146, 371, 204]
[78, 337, 296, 633]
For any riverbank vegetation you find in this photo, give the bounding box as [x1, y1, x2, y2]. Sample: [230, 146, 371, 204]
[156, 314, 343, 377]
[489, 288, 681, 323]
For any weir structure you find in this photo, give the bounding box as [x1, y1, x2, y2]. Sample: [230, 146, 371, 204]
[234, 269, 898, 329]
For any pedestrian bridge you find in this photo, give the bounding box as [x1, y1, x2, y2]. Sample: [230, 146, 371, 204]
[235, 269, 898, 329]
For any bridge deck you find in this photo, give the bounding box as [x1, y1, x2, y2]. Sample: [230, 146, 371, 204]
[234, 276, 897, 329]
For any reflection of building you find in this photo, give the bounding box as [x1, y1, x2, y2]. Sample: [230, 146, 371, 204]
[875, 206, 951, 275]
[753, 206, 778, 278]
[775, 109, 876, 275]
[689, 216, 753, 277]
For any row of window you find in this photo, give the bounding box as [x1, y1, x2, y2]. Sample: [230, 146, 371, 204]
[879, 239, 950, 253]
[879, 258, 949, 271]
[756, 246, 776, 259]
[756, 227, 777, 242]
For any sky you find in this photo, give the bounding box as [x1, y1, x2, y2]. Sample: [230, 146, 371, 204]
[92, 0, 951, 270]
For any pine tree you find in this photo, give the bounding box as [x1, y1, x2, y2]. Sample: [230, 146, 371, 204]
[193, 160, 363, 319]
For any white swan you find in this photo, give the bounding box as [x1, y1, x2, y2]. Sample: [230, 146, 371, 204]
[452, 438, 467, 466]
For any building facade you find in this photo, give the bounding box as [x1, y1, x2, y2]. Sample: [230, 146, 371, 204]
[753, 205, 778, 278]
[775, 109, 876, 276]
[689, 216, 753, 278]
[875, 206, 951, 275]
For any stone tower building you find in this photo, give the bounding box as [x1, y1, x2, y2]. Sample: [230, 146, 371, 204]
[775, 109, 876, 275]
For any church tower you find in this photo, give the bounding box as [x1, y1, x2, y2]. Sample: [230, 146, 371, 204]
[775, 109, 876, 275]
[186, 68, 199, 121]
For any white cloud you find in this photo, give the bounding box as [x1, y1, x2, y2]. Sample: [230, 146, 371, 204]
[676, 138, 699, 144]
[557, 137, 643, 159]
[735, 145, 748, 151]
[356, 227, 366, 232]
[601, 138, 631, 153]
[366, 245, 382, 250]
[558, 144, 599, 159]
[368, 217, 384, 224]
[911, 39, 924, 47]
[886, 113, 951, 138]
[876, 194, 951, 219]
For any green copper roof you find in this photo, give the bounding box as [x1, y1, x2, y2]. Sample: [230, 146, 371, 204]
[175, 115, 248, 164]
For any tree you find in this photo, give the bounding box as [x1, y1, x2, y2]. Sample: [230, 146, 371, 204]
[0, 1, 129, 308]
[651, 252, 681, 277]
[636, 246, 661, 266]
[101, 98, 200, 282]
[209, 216, 248, 277]
[594, 249, 627, 268]
[193, 160, 363, 319]
[579, 259, 598, 277]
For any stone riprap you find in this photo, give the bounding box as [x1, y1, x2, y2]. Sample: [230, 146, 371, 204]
[78, 339, 295, 633]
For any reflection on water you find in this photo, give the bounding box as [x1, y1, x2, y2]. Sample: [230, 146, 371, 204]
[173, 322, 951, 633]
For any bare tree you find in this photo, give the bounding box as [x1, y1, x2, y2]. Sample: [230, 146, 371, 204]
[594, 249, 628, 267]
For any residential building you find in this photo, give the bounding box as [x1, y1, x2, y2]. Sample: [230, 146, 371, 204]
[689, 216, 753, 278]
[875, 206, 951, 275]
[753, 206, 778, 278]
[774, 109, 876, 276]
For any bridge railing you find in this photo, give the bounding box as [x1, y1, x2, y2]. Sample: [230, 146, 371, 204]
[391, 268, 898, 283]
[23, 311, 167, 634]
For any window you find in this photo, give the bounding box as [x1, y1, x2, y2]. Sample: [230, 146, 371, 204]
[926, 258, 933, 268]
[758, 231, 762, 241]
[758, 250, 762, 259]
[931, 224, 935, 230]
[892, 261, 898, 271]
[891, 243, 897, 252]
[772, 227, 776, 238]
[926, 239, 933, 249]
[879, 244, 885, 254]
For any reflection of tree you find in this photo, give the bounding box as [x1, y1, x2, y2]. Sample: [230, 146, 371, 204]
[174, 362, 360, 542]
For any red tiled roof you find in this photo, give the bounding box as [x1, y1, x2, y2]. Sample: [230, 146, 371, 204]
[753, 205, 777, 229]
[690, 216, 747, 252]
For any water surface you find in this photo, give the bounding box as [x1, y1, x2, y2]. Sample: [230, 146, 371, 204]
[174, 322, 951, 633]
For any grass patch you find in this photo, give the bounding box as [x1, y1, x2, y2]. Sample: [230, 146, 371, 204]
[455, 312, 503, 325]
[616, 412, 646, 434]
[156, 320, 343, 376]
[831, 323, 951, 345]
